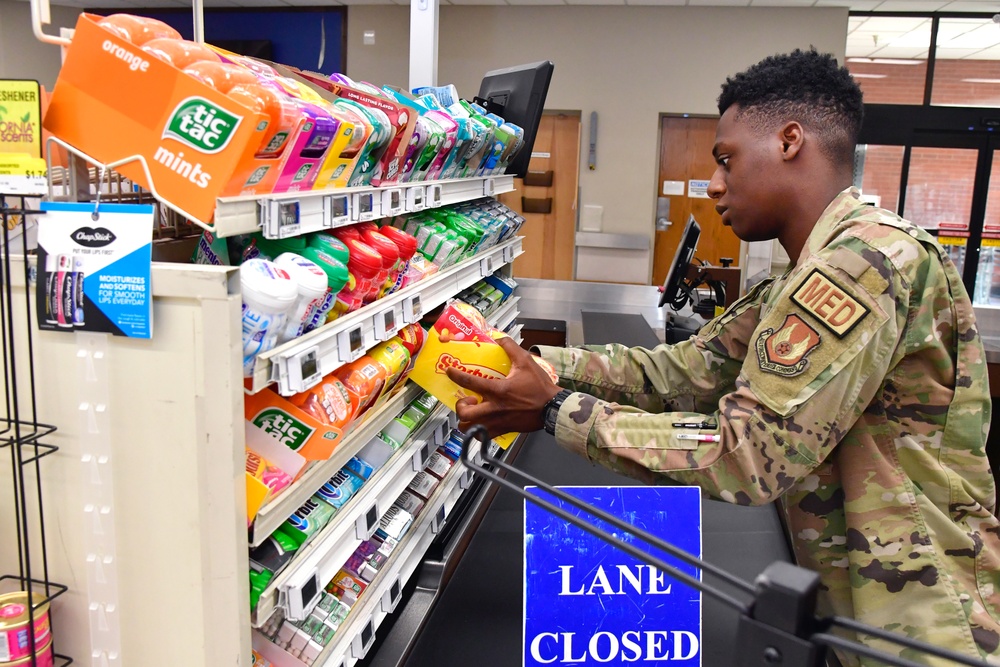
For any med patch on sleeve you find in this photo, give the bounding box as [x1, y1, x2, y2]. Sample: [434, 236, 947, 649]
[746, 260, 890, 417]
[791, 268, 870, 338]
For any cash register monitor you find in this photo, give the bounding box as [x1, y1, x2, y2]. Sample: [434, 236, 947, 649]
[658, 216, 701, 309]
[476, 61, 554, 178]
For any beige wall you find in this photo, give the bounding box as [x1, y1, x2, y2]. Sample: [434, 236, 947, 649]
[347, 5, 848, 282]
[0, 0, 80, 89]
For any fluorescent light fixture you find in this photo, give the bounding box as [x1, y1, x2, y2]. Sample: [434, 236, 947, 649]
[847, 57, 925, 65]
[962, 78, 1000, 84]
[851, 73, 888, 79]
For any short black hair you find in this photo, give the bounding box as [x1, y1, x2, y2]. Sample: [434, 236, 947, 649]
[718, 48, 863, 167]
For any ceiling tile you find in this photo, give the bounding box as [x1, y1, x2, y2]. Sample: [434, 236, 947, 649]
[872, 1, 949, 11]
[939, 1, 1000, 10]
[938, 46, 992, 58]
[824, 0, 883, 8]
[869, 45, 930, 57]
[750, 0, 816, 6]
[968, 44, 1000, 58]
[626, 0, 686, 5]
[686, 0, 750, 6]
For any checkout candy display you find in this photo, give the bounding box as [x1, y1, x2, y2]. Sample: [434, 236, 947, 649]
[39, 14, 531, 666]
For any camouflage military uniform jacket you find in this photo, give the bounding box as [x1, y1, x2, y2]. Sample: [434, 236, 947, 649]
[537, 188, 1000, 664]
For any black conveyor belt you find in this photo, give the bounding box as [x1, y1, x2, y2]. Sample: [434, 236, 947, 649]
[395, 310, 793, 666]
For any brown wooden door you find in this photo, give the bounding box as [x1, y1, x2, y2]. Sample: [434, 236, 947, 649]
[498, 111, 581, 280]
[652, 115, 742, 287]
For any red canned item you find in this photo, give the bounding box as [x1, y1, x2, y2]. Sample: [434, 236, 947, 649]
[0, 592, 52, 663]
[5, 639, 53, 667]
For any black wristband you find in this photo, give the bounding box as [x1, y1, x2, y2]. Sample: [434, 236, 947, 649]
[543, 389, 573, 435]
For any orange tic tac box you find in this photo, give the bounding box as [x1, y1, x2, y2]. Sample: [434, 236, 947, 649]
[409, 301, 517, 448]
[44, 14, 270, 224]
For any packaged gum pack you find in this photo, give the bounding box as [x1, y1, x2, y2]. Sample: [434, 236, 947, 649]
[315, 468, 364, 510]
[281, 495, 336, 546]
[408, 301, 517, 448]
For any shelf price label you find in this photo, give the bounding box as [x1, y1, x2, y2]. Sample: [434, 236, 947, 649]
[406, 186, 426, 212]
[412, 441, 432, 471]
[352, 192, 379, 222]
[0, 155, 47, 196]
[426, 184, 443, 208]
[281, 567, 323, 622]
[481, 255, 494, 277]
[503, 245, 515, 263]
[375, 307, 398, 341]
[403, 295, 422, 324]
[431, 504, 447, 534]
[357, 504, 380, 541]
[325, 194, 350, 228]
[262, 199, 301, 239]
[285, 346, 321, 394]
[382, 188, 404, 216]
[338, 325, 366, 364]
[352, 618, 376, 660]
[381, 578, 403, 614]
[483, 178, 496, 197]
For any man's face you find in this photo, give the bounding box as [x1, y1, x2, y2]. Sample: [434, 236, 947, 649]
[708, 105, 786, 243]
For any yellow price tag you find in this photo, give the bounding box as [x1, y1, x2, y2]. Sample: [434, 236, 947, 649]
[0, 154, 47, 196]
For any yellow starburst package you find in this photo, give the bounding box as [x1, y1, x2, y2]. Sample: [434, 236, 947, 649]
[409, 301, 517, 448]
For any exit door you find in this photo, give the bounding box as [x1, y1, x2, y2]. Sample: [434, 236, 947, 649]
[859, 105, 1000, 304]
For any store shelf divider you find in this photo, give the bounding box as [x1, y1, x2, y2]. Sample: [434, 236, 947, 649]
[212, 175, 515, 239]
[249, 383, 424, 548]
[249, 236, 524, 396]
[252, 436, 478, 667]
[321, 448, 475, 667]
[252, 404, 450, 627]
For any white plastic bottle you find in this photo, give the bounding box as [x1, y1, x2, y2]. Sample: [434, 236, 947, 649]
[273, 253, 329, 344]
[241, 258, 298, 377]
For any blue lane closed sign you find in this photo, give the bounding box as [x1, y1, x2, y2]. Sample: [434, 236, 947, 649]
[524, 486, 702, 666]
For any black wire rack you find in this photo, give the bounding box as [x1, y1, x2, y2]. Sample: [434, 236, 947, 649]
[0, 193, 72, 666]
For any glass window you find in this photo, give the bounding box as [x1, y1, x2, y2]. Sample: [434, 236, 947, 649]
[857, 144, 905, 214]
[846, 16, 929, 105]
[904, 147, 978, 274]
[975, 151, 1000, 305]
[931, 18, 1000, 108]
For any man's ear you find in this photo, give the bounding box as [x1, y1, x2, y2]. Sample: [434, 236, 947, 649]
[778, 121, 804, 161]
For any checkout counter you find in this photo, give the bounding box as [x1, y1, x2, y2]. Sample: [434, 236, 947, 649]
[363, 279, 793, 667]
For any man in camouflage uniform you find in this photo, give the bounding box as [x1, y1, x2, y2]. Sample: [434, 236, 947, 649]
[447, 49, 1000, 665]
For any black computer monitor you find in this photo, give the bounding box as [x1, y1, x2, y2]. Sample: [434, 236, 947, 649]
[658, 216, 701, 309]
[476, 61, 554, 178]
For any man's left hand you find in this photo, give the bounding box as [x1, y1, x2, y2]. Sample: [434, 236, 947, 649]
[445, 335, 562, 437]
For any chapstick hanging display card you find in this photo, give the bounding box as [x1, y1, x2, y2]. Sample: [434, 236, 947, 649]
[524, 486, 702, 666]
[36, 202, 153, 338]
